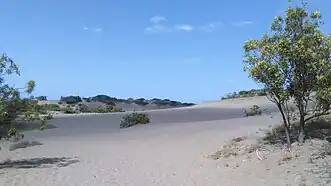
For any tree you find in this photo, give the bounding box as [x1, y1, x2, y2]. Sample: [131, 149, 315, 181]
[0, 53, 51, 140]
[89, 95, 116, 106]
[60, 95, 82, 105]
[35, 96, 47, 101]
[243, 1, 331, 147]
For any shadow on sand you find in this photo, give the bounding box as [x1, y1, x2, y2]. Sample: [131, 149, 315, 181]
[0, 156, 80, 169]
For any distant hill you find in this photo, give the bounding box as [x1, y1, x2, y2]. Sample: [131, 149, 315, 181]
[221, 89, 267, 100]
[36, 95, 195, 112]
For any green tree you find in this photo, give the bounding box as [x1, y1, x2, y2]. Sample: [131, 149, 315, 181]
[243, 2, 331, 147]
[0, 53, 51, 140]
[35, 96, 47, 101]
[60, 95, 82, 105]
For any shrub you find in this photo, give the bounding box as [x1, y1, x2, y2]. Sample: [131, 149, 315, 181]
[78, 106, 124, 113]
[243, 105, 262, 117]
[35, 96, 47, 101]
[63, 106, 76, 114]
[76, 103, 89, 113]
[133, 99, 149, 106]
[60, 96, 82, 105]
[120, 112, 150, 128]
[89, 95, 116, 105]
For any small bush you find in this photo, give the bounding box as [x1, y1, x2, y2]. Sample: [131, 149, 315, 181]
[243, 105, 262, 117]
[76, 103, 89, 113]
[63, 106, 76, 114]
[120, 112, 150, 128]
[81, 106, 124, 113]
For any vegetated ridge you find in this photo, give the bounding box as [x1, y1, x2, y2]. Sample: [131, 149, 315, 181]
[35, 95, 196, 114]
[221, 89, 267, 100]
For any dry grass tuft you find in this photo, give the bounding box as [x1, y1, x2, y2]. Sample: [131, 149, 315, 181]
[9, 140, 44, 151]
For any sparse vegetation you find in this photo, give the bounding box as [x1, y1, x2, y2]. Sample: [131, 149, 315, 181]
[222, 89, 267, 100]
[37, 96, 194, 114]
[87, 95, 116, 106]
[35, 96, 47, 101]
[263, 116, 331, 146]
[120, 112, 151, 128]
[210, 116, 331, 185]
[82, 107, 124, 113]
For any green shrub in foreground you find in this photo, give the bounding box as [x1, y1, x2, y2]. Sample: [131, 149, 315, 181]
[120, 112, 150, 128]
[243, 105, 262, 117]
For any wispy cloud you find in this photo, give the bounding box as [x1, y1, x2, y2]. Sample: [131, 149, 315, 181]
[150, 16, 167, 24]
[174, 24, 194, 32]
[144, 16, 171, 34]
[145, 16, 222, 34]
[199, 22, 223, 32]
[144, 24, 171, 34]
[83, 26, 103, 33]
[93, 28, 103, 33]
[232, 21, 253, 27]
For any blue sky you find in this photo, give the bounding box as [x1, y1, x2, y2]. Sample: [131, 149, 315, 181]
[1, 0, 330, 103]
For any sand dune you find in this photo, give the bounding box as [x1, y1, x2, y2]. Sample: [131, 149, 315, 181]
[1, 114, 283, 186]
[25, 97, 279, 139]
[1, 97, 318, 186]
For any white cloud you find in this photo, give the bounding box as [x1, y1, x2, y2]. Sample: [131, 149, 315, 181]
[83, 26, 103, 33]
[150, 16, 167, 24]
[144, 24, 171, 34]
[232, 21, 253, 27]
[145, 15, 171, 34]
[144, 16, 222, 34]
[174, 24, 194, 32]
[199, 22, 223, 32]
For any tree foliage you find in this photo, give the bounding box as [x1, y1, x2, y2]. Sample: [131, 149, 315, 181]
[0, 53, 51, 140]
[60, 95, 82, 105]
[35, 96, 47, 101]
[221, 89, 267, 100]
[243, 2, 331, 147]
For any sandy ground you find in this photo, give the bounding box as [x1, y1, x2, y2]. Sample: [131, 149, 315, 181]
[1, 115, 282, 186]
[0, 97, 329, 185]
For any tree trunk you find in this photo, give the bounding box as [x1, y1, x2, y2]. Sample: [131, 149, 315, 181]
[284, 122, 291, 149]
[298, 114, 305, 144]
[277, 103, 291, 148]
[298, 99, 306, 144]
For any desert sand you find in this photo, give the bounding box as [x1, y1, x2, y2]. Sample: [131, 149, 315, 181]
[0, 97, 330, 185]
